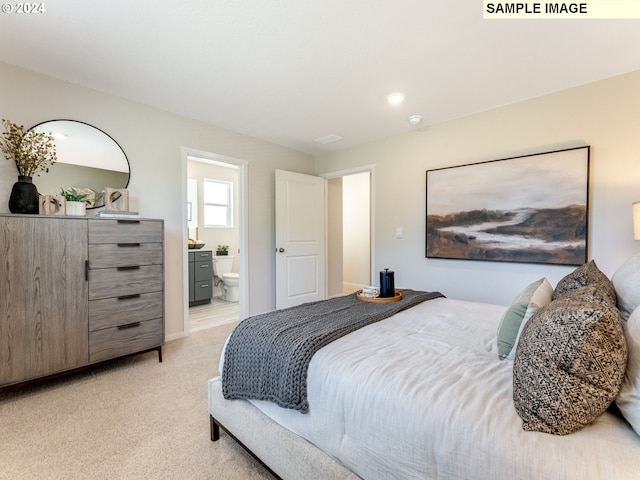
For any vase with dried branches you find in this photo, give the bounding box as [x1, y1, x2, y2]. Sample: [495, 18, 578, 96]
[1, 119, 58, 214]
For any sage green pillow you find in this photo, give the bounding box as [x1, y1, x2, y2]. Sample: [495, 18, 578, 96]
[497, 278, 553, 360]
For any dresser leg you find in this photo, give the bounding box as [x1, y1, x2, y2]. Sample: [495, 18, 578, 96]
[158, 346, 163, 363]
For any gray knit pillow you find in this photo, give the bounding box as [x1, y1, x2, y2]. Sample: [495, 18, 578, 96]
[552, 260, 616, 303]
[512, 289, 627, 435]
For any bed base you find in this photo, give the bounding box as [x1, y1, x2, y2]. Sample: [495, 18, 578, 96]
[210, 414, 283, 480]
[207, 377, 362, 480]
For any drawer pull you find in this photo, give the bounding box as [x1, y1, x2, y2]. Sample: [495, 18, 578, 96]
[200, 284, 210, 288]
[117, 294, 141, 300]
[200, 264, 210, 268]
[117, 265, 141, 271]
[117, 243, 141, 247]
[117, 219, 141, 224]
[118, 322, 141, 330]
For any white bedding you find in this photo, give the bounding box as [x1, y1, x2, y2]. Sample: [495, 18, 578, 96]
[219, 297, 640, 480]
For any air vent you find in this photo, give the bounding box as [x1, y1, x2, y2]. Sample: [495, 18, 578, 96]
[314, 134, 343, 145]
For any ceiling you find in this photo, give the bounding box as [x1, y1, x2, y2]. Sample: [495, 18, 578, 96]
[1, 1, 639, 156]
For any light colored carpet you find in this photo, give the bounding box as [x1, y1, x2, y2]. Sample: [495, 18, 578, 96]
[0, 322, 274, 480]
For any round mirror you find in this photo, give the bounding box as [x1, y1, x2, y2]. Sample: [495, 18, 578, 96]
[29, 120, 130, 209]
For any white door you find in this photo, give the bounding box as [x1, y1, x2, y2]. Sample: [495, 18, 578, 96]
[275, 170, 326, 309]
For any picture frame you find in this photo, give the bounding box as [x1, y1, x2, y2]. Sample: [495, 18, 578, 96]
[426, 146, 590, 266]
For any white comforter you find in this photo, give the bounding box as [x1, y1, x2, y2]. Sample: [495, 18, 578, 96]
[221, 297, 640, 480]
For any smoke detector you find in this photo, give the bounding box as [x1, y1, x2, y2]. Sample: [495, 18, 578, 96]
[408, 115, 423, 125]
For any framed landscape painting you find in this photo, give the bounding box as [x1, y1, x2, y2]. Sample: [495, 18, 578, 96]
[426, 146, 590, 265]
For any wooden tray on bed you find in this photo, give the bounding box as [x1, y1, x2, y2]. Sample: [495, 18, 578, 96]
[356, 290, 403, 303]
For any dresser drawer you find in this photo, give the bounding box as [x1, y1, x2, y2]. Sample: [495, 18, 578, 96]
[89, 317, 163, 363]
[89, 265, 163, 300]
[88, 219, 163, 244]
[89, 243, 162, 269]
[89, 291, 163, 331]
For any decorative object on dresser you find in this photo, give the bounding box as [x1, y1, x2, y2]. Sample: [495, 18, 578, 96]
[7, 176, 41, 214]
[104, 187, 130, 212]
[39, 194, 66, 216]
[1, 119, 58, 214]
[59, 186, 92, 216]
[95, 210, 141, 219]
[95, 188, 138, 219]
[29, 120, 130, 210]
[0, 214, 165, 389]
[189, 250, 213, 306]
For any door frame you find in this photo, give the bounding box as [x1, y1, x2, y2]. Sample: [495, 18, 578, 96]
[180, 146, 249, 335]
[320, 164, 376, 289]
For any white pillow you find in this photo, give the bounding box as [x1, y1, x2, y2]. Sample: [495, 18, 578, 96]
[612, 253, 640, 320]
[616, 306, 640, 436]
[496, 278, 553, 360]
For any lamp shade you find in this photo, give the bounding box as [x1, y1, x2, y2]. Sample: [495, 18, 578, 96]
[634, 201, 640, 240]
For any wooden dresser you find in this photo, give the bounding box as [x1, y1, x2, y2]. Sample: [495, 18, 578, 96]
[0, 214, 164, 388]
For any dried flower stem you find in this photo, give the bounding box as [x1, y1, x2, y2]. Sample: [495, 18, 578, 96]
[1, 119, 58, 177]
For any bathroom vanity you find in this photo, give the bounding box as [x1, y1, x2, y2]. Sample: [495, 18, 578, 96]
[189, 250, 213, 306]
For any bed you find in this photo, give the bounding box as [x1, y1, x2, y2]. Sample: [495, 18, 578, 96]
[208, 256, 640, 479]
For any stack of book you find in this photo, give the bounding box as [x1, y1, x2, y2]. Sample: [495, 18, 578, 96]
[94, 210, 141, 219]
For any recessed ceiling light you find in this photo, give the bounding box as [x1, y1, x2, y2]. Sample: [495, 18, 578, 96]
[314, 134, 343, 145]
[387, 92, 405, 105]
[408, 115, 422, 125]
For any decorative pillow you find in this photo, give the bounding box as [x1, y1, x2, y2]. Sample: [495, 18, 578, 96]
[564, 283, 620, 308]
[616, 306, 640, 435]
[497, 278, 553, 360]
[512, 289, 627, 435]
[611, 253, 640, 320]
[553, 259, 616, 304]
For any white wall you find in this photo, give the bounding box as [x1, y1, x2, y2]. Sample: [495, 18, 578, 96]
[342, 172, 370, 289]
[326, 177, 343, 297]
[0, 61, 315, 339]
[316, 71, 640, 305]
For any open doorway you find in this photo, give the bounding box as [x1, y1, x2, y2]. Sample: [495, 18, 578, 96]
[181, 149, 248, 334]
[325, 169, 373, 297]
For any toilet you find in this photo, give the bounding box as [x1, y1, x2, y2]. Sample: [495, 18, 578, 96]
[213, 256, 239, 302]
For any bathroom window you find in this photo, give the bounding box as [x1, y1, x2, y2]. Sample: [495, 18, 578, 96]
[203, 179, 233, 227]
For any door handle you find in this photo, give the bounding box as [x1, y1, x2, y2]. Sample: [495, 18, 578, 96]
[277, 247, 285, 253]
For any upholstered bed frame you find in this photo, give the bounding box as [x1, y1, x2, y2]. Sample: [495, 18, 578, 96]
[208, 377, 360, 480]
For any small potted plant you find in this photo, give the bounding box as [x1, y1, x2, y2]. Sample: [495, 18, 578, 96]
[216, 244, 229, 256]
[1, 119, 57, 214]
[60, 187, 91, 216]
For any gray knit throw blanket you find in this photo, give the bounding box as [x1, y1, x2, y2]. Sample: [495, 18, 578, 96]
[221, 289, 444, 412]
